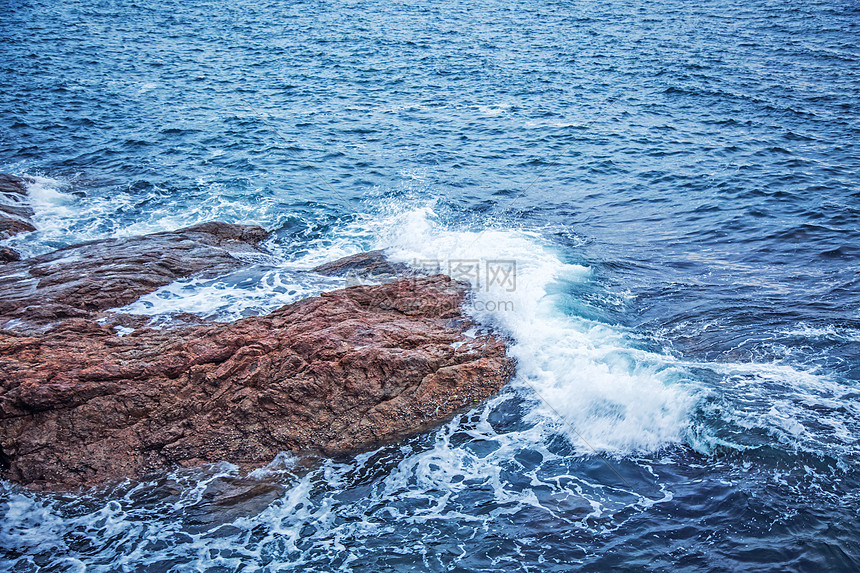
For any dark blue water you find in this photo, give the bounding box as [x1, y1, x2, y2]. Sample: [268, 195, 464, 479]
[2, 0, 859, 570]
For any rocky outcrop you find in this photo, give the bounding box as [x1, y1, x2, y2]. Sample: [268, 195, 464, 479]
[0, 222, 268, 329]
[0, 174, 36, 262]
[0, 226, 514, 490]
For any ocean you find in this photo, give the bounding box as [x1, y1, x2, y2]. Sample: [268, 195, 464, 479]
[1, 0, 859, 570]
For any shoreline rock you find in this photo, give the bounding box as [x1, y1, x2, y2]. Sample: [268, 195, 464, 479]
[0, 221, 268, 330]
[313, 249, 410, 279]
[0, 225, 514, 491]
[0, 173, 36, 262]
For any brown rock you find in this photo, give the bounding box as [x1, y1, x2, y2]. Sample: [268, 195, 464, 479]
[0, 173, 36, 240]
[0, 247, 20, 263]
[0, 275, 513, 491]
[0, 219, 36, 240]
[313, 249, 410, 279]
[0, 234, 514, 491]
[0, 173, 29, 197]
[0, 221, 268, 329]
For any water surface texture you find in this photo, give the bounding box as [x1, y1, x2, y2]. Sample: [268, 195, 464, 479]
[2, 0, 859, 570]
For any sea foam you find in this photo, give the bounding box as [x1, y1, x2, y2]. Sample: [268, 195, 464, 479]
[366, 204, 700, 455]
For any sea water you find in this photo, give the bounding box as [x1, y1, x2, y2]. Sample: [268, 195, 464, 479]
[1, 0, 858, 570]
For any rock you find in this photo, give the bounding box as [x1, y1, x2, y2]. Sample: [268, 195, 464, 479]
[313, 249, 410, 279]
[0, 174, 29, 197]
[0, 247, 20, 263]
[0, 173, 36, 240]
[0, 222, 269, 329]
[0, 276, 513, 491]
[0, 219, 36, 240]
[0, 237, 514, 491]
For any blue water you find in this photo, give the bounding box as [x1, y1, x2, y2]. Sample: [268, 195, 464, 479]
[2, 0, 859, 570]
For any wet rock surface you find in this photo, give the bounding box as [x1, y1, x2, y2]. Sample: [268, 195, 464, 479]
[0, 173, 36, 260]
[0, 221, 269, 329]
[0, 247, 20, 264]
[313, 249, 410, 280]
[0, 225, 514, 490]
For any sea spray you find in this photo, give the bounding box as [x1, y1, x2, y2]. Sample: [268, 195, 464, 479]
[372, 204, 701, 454]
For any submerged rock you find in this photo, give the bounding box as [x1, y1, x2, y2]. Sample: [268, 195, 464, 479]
[0, 173, 35, 237]
[0, 226, 514, 490]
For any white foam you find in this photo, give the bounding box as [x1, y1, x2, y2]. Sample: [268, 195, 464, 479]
[306, 202, 701, 455]
[692, 359, 860, 458]
[780, 323, 860, 343]
[1, 175, 77, 257]
[116, 268, 343, 323]
[4, 175, 296, 258]
[0, 489, 69, 556]
[477, 102, 514, 116]
[25, 175, 74, 213]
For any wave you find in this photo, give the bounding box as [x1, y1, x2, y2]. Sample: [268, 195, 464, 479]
[3, 198, 856, 571]
[363, 203, 701, 455]
[2, 174, 297, 259]
[107, 198, 700, 455]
